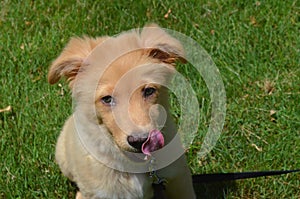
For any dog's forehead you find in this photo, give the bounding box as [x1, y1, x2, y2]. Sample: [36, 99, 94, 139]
[97, 64, 174, 99]
[85, 32, 142, 66]
[82, 33, 146, 85]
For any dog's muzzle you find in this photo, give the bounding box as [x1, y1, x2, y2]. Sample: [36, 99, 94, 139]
[127, 130, 165, 155]
[127, 134, 148, 151]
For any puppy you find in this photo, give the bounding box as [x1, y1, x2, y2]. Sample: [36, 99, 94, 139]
[48, 24, 196, 199]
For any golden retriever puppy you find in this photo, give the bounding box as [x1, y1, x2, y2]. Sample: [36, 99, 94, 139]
[48, 24, 195, 199]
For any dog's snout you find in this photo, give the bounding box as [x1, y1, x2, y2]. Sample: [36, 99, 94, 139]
[127, 134, 148, 151]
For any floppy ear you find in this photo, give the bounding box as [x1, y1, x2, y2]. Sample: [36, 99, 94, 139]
[48, 36, 107, 87]
[141, 24, 187, 64]
[147, 48, 187, 64]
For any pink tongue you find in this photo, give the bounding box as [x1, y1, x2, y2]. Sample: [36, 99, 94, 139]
[141, 130, 164, 156]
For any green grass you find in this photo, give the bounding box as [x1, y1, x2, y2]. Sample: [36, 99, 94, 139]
[0, 0, 299, 198]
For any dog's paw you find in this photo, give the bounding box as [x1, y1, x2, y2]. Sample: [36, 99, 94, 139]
[76, 191, 83, 199]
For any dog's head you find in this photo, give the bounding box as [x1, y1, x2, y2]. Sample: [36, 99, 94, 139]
[48, 24, 186, 154]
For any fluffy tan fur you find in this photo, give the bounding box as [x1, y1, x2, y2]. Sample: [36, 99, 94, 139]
[49, 24, 195, 199]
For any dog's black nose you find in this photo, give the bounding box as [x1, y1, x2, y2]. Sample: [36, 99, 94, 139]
[127, 134, 148, 151]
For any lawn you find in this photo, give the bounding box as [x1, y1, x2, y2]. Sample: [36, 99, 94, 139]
[0, 0, 299, 198]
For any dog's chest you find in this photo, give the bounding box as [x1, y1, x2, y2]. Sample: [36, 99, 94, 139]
[91, 172, 153, 199]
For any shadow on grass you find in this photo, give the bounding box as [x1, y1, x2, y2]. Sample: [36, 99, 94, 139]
[193, 181, 237, 199]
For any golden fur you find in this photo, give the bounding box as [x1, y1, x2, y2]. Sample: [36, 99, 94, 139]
[49, 24, 195, 199]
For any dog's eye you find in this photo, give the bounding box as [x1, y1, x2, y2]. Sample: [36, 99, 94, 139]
[143, 87, 156, 98]
[101, 95, 115, 106]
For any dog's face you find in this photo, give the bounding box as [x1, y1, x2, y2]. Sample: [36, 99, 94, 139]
[95, 50, 172, 152]
[48, 25, 185, 153]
